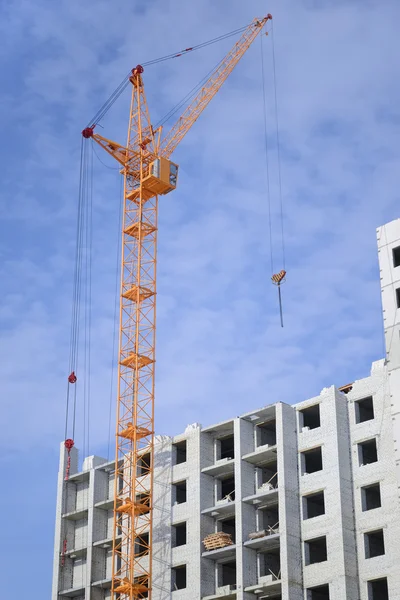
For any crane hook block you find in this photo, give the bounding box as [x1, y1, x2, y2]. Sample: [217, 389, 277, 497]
[68, 371, 77, 384]
[82, 126, 95, 139]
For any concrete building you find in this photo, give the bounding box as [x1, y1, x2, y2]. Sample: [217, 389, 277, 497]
[52, 219, 400, 600]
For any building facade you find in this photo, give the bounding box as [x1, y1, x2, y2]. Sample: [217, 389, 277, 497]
[52, 219, 400, 600]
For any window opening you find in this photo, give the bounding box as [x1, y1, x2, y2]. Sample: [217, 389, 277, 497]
[355, 397, 374, 423]
[219, 476, 235, 501]
[361, 483, 381, 511]
[171, 565, 186, 591]
[303, 491, 325, 519]
[305, 536, 327, 565]
[137, 452, 151, 476]
[256, 420, 277, 447]
[134, 532, 149, 556]
[258, 549, 280, 579]
[256, 463, 278, 490]
[300, 405, 321, 430]
[358, 439, 378, 466]
[172, 480, 187, 505]
[368, 578, 388, 600]
[302, 447, 323, 474]
[172, 522, 187, 548]
[218, 517, 236, 543]
[219, 561, 236, 587]
[393, 246, 400, 268]
[258, 505, 279, 533]
[365, 530, 385, 558]
[218, 435, 235, 460]
[173, 440, 187, 465]
[307, 584, 330, 600]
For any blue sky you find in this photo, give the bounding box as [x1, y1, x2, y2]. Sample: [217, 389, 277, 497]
[1, 0, 399, 596]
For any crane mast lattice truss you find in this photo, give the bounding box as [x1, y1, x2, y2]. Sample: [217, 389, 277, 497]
[87, 15, 271, 599]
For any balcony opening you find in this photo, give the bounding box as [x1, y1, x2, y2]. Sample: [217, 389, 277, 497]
[358, 439, 378, 466]
[218, 561, 236, 587]
[303, 491, 325, 519]
[172, 522, 187, 548]
[173, 440, 187, 465]
[218, 475, 235, 502]
[137, 452, 151, 477]
[393, 246, 400, 268]
[259, 548, 280, 579]
[172, 480, 187, 505]
[307, 584, 330, 600]
[171, 565, 186, 591]
[217, 435, 235, 460]
[397, 287, 400, 309]
[256, 420, 276, 447]
[218, 517, 236, 543]
[305, 536, 327, 565]
[258, 504, 279, 533]
[301, 447, 323, 474]
[355, 397, 374, 423]
[300, 405, 321, 430]
[256, 462, 278, 491]
[361, 483, 381, 511]
[365, 529, 385, 558]
[134, 532, 149, 556]
[368, 578, 389, 600]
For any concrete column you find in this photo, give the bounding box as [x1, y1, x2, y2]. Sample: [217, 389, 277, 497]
[276, 403, 302, 600]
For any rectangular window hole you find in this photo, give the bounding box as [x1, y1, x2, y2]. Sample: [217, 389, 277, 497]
[300, 405, 321, 430]
[256, 420, 277, 447]
[137, 452, 151, 477]
[355, 397, 374, 423]
[219, 476, 235, 501]
[361, 483, 381, 511]
[368, 577, 388, 600]
[307, 584, 330, 600]
[259, 548, 280, 579]
[365, 529, 385, 558]
[303, 491, 325, 519]
[173, 440, 187, 465]
[258, 505, 279, 532]
[172, 522, 187, 548]
[305, 536, 327, 565]
[396, 287, 400, 309]
[358, 439, 378, 466]
[218, 517, 236, 543]
[218, 435, 235, 460]
[171, 565, 186, 591]
[172, 480, 187, 505]
[393, 246, 400, 268]
[302, 447, 323, 474]
[134, 532, 149, 556]
[219, 561, 236, 587]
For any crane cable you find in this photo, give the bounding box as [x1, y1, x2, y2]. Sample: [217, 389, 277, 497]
[261, 25, 286, 327]
[87, 21, 258, 128]
[64, 137, 94, 476]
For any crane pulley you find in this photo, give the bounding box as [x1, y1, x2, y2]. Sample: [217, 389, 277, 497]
[73, 14, 274, 600]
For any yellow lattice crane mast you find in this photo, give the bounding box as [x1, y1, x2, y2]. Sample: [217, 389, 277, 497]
[82, 14, 272, 599]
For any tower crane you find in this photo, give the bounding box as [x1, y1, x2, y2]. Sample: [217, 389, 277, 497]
[82, 14, 272, 599]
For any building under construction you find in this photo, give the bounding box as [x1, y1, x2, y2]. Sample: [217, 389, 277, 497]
[52, 219, 400, 600]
